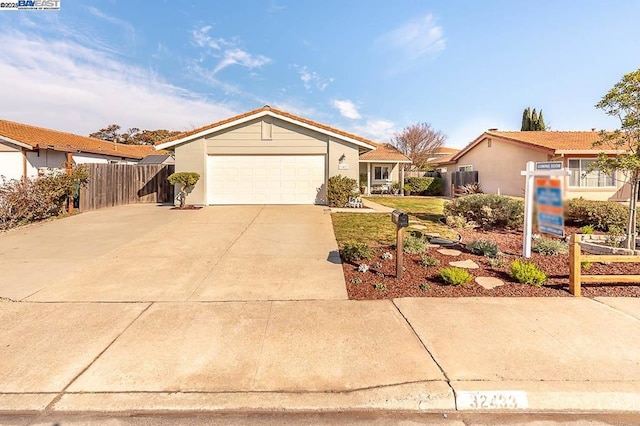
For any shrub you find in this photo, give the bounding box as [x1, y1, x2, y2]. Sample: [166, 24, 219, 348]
[341, 240, 371, 262]
[168, 172, 200, 208]
[565, 198, 628, 231]
[374, 282, 387, 291]
[510, 259, 547, 286]
[444, 194, 524, 230]
[439, 267, 473, 286]
[487, 256, 506, 269]
[465, 239, 498, 257]
[404, 177, 443, 196]
[445, 214, 477, 229]
[459, 183, 483, 194]
[349, 277, 362, 285]
[579, 225, 595, 235]
[419, 282, 431, 291]
[373, 262, 383, 269]
[381, 251, 393, 260]
[420, 255, 440, 267]
[327, 175, 358, 207]
[403, 233, 428, 253]
[532, 236, 568, 255]
[357, 264, 369, 273]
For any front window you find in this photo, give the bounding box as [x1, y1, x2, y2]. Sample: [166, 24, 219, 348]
[374, 166, 389, 180]
[568, 159, 615, 188]
[458, 165, 473, 172]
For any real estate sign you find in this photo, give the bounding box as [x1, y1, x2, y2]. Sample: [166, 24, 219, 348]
[535, 177, 564, 237]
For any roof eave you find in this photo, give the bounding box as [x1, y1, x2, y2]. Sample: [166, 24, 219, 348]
[359, 159, 412, 163]
[555, 149, 626, 155]
[0, 135, 35, 150]
[156, 110, 377, 151]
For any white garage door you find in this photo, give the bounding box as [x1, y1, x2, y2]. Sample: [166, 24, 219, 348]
[207, 155, 325, 205]
[0, 151, 24, 181]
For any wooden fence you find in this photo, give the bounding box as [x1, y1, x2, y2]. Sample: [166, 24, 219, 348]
[79, 164, 174, 212]
[568, 234, 640, 296]
[440, 171, 479, 196]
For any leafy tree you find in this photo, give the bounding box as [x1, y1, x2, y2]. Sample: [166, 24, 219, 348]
[593, 68, 640, 250]
[168, 172, 200, 208]
[391, 122, 446, 170]
[90, 125, 180, 145]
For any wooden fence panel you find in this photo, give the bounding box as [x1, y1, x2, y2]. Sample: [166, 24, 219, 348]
[79, 164, 174, 212]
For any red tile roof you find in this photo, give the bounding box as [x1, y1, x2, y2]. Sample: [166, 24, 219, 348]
[158, 105, 411, 162]
[0, 120, 155, 159]
[432, 146, 460, 154]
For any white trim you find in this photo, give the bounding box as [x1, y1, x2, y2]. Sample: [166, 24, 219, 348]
[458, 164, 473, 172]
[156, 110, 377, 151]
[358, 159, 412, 163]
[555, 149, 625, 154]
[0, 135, 35, 151]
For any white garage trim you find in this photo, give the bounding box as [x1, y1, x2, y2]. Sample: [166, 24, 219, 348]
[207, 155, 326, 205]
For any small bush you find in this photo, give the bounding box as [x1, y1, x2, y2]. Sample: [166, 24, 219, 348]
[404, 177, 443, 196]
[341, 241, 371, 262]
[445, 214, 477, 229]
[532, 236, 568, 255]
[459, 183, 483, 194]
[487, 256, 506, 269]
[420, 255, 440, 267]
[403, 233, 428, 253]
[419, 282, 431, 291]
[581, 261, 593, 270]
[168, 171, 200, 208]
[349, 277, 362, 285]
[438, 267, 473, 286]
[373, 262, 383, 269]
[444, 194, 524, 230]
[374, 282, 387, 291]
[510, 259, 547, 286]
[357, 264, 370, 273]
[579, 225, 595, 235]
[381, 251, 393, 260]
[465, 239, 498, 257]
[565, 198, 628, 231]
[327, 174, 358, 207]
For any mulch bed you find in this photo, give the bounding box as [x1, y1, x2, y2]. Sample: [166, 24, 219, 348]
[344, 227, 640, 299]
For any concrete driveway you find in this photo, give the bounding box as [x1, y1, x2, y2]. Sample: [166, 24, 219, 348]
[0, 204, 347, 302]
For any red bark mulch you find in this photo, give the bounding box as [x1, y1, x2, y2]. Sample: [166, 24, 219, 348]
[343, 227, 640, 300]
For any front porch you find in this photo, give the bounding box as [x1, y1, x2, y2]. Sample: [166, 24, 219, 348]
[359, 161, 409, 196]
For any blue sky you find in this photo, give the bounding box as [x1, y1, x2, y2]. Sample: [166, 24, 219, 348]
[1, 1, 639, 148]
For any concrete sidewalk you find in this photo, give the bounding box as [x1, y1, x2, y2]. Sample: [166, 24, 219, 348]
[1, 296, 639, 415]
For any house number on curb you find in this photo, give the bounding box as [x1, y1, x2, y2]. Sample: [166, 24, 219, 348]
[456, 390, 529, 410]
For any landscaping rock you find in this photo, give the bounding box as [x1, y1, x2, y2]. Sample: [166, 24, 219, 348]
[410, 224, 428, 230]
[437, 249, 462, 257]
[425, 232, 440, 238]
[475, 276, 505, 289]
[449, 259, 479, 269]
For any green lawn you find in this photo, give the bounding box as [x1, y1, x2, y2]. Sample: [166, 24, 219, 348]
[332, 196, 456, 246]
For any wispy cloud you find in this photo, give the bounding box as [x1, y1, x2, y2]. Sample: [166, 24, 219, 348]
[86, 6, 137, 48]
[191, 25, 270, 76]
[378, 14, 445, 60]
[332, 99, 361, 120]
[0, 30, 235, 134]
[354, 119, 396, 141]
[294, 65, 333, 91]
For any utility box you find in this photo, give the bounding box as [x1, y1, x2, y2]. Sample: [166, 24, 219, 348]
[391, 210, 409, 228]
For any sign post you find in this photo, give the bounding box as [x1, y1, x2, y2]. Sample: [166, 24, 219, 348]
[521, 161, 571, 258]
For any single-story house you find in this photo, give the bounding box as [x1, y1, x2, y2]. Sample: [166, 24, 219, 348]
[155, 106, 411, 205]
[437, 129, 631, 201]
[0, 119, 155, 181]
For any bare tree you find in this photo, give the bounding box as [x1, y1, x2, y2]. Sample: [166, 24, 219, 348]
[391, 122, 446, 170]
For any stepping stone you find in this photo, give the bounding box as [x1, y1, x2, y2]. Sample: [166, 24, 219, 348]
[437, 248, 462, 256]
[410, 224, 428, 230]
[449, 259, 479, 269]
[475, 276, 505, 289]
[425, 243, 440, 249]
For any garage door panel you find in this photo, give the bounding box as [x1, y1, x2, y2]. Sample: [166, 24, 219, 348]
[207, 155, 325, 205]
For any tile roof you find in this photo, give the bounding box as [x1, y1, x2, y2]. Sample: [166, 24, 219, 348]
[486, 130, 609, 151]
[428, 153, 456, 165]
[432, 146, 460, 154]
[0, 119, 155, 159]
[157, 105, 411, 162]
[359, 143, 412, 162]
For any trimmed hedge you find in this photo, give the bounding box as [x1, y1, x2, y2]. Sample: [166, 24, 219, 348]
[565, 198, 628, 231]
[404, 177, 443, 196]
[444, 194, 524, 230]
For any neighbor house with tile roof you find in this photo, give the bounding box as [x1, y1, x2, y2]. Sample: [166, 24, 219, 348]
[0, 120, 156, 181]
[435, 129, 631, 201]
[156, 106, 411, 205]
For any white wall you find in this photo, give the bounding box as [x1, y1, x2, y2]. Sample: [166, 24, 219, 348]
[25, 149, 67, 178]
[0, 151, 24, 181]
[73, 153, 138, 164]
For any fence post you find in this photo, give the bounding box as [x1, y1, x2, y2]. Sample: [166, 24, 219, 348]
[569, 234, 582, 297]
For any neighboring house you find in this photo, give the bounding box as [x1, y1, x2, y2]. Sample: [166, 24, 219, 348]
[426, 147, 460, 172]
[0, 119, 155, 181]
[440, 129, 630, 201]
[139, 154, 175, 165]
[155, 106, 411, 205]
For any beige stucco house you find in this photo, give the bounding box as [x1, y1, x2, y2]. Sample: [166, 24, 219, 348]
[435, 130, 631, 201]
[0, 120, 155, 181]
[156, 106, 411, 205]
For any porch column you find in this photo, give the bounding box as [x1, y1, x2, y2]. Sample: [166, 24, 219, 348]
[367, 163, 371, 195]
[399, 162, 404, 196]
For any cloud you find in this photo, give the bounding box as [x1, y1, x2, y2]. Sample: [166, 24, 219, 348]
[294, 65, 333, 91]
[191, 25, 271, 76]
[378, 14, 445, 59]
[86, 6, 137, 48]
[0, 30, 236, 135]
[332, 99, 361, 119]
[354, 119, 396, 141]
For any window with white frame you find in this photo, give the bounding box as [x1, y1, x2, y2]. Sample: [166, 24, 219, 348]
[568, 158, 615, 188]
[458, 165, 473, 172]
[374, 166, 390, 180]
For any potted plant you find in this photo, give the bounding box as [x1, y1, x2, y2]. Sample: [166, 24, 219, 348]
[403, 184, 412, 196]
[359, 173, 368, 194]
[168, 172, 200, 209]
